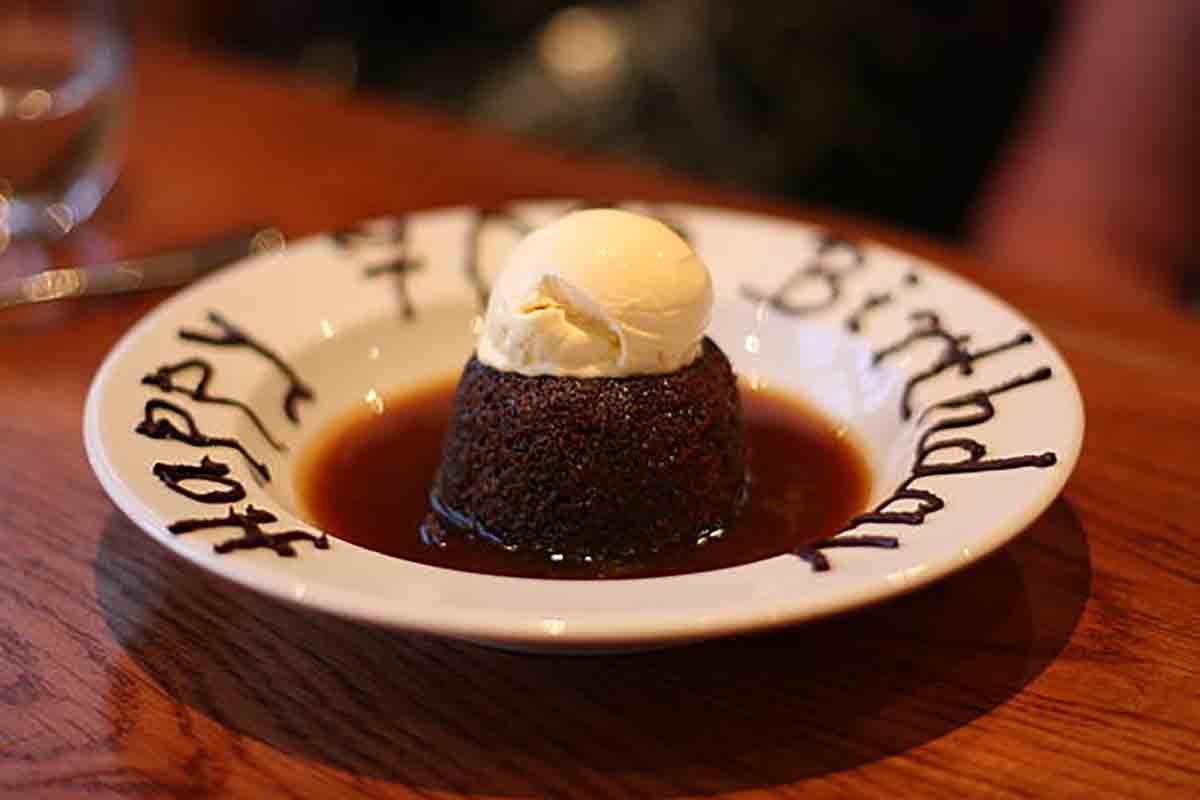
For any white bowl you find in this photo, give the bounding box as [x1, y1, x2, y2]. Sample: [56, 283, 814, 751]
[84, 203, 1083, 652]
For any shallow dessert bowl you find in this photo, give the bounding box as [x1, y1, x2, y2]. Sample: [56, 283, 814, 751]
[84, 203, 1084, 653]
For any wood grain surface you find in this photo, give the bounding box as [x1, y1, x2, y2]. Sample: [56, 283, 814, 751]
[1, 35, 1198, 799]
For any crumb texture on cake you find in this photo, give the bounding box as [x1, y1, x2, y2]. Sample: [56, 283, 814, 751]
[432, 337, 747, 562]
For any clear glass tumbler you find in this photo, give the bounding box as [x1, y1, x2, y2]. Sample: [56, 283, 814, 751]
[0, 0, 128, 242]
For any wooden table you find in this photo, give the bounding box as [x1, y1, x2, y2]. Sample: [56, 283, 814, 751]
[2, 36, 1197, 799]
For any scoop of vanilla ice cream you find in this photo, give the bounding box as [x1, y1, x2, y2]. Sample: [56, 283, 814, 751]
[476, 209, 713, 377]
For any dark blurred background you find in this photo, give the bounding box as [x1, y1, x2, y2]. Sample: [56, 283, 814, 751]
[141, 1, 1060, 242]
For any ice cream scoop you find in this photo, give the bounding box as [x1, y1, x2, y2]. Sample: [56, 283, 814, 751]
[476, 208, 712, 377]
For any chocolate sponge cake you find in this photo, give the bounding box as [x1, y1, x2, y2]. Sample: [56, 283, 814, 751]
[430, 337, 747, 562]
[424, 208, 747, 564]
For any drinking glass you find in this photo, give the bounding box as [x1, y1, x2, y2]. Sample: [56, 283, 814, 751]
[0, 0, 128, 244]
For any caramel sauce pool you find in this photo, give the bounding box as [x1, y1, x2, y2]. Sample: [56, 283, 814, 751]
[297, 378, 871, 579]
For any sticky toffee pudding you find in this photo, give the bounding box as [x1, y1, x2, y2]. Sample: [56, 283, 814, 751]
[297, 378, 870, 579]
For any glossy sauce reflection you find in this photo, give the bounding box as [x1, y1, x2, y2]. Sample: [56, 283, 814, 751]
[297, 377, 871, 579]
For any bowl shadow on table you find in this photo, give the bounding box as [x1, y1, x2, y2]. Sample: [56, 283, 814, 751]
[96, 499, 1089, 796]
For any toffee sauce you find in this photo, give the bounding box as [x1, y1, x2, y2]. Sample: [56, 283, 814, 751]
[297, 378, 871, 579]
